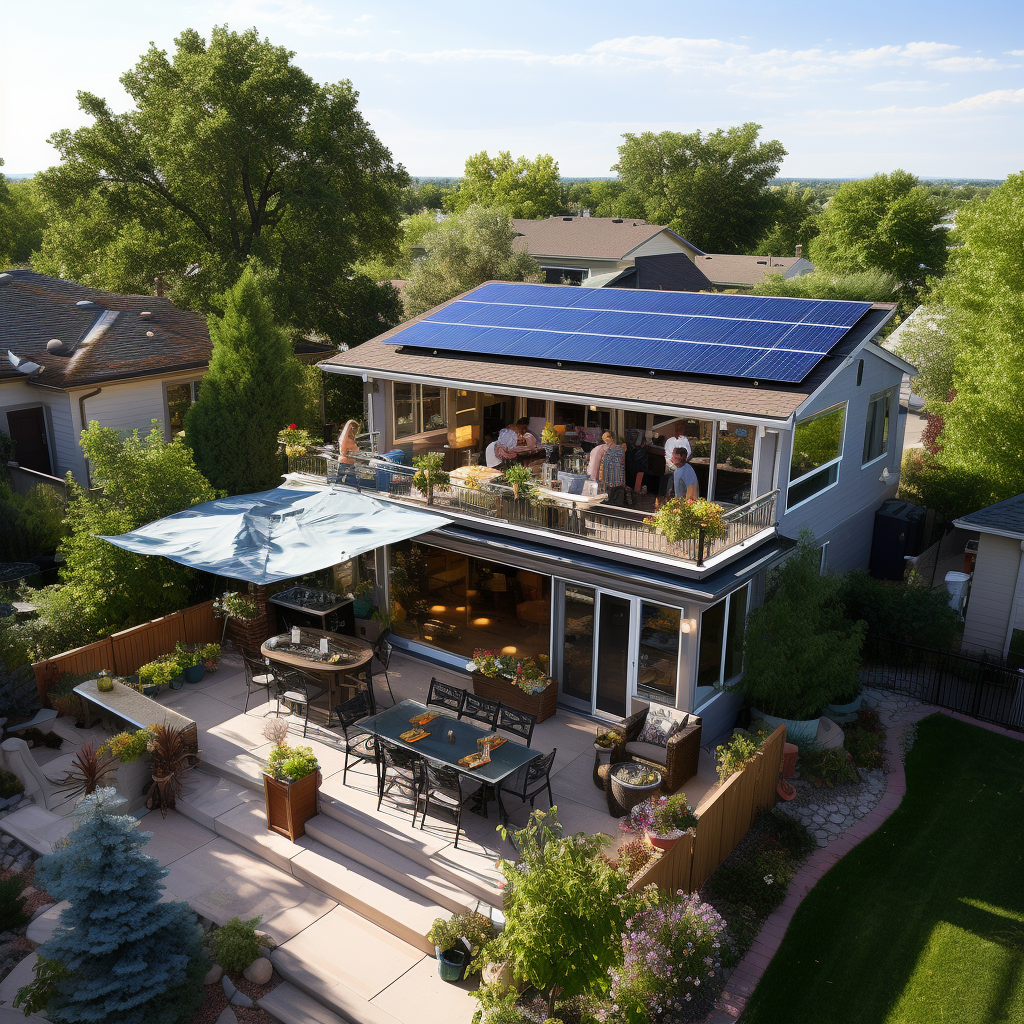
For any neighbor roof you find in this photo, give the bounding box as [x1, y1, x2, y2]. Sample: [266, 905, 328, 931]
[322, 282, 896, 423]
[512, 217, 703, 261]
[698, 254, 810, 288]
[954, 494, 1024, 540]
[0, 270, 329, 389]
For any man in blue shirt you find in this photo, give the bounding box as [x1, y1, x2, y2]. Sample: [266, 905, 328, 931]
[670, 448, 700, 500]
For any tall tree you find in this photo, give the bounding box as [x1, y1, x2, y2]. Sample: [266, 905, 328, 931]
[0, 161, 47, 265]
[185, 267, 302, 493]
[564, 179, 627, 218]
[612, 123, 787, 252]
[808, 170, 947, 291]
[751, 182, 821, 257]
[32, 26, 406, 346]
[403, 206, 540, 318]
[444, 151, 563, 219]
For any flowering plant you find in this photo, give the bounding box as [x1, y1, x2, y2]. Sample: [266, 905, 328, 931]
[595, 728, 623, 749]
[645, 497, 727, 543]
[540, 422, 561, 444]
[622, 793, 698, 840]
[471, 648, 552, 693]
[213, 591, 258, 622]
[277, 424, 312, 457]
[609, 893, 726, 1022]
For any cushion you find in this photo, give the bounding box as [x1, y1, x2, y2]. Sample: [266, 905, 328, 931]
[638, 705, 688, 747]
[624, 740, 669, 766]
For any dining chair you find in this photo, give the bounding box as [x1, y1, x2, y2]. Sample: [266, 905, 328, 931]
[377, 741, 424, 817]
[497, 748, 556, 825]
[274, 669, 326, 738]
[241, 652, 278, 713]
[372, 629, 397, 707]
[425, 678, 466, 717]
[333, 691, 376, 787]
[495, 705, 536, 747]
[417, 762, 471, 848]
[459, 692, 500, 729]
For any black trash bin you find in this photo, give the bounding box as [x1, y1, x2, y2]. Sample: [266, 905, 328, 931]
[868, 499, 928, 580]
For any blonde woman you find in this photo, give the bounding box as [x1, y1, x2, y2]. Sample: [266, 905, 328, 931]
[338, 419, 360, 485]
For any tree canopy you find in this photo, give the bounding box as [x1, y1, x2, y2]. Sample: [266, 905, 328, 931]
[752, 267, 898, 303]
[185, 266, 302, 494]
[402, 206, 540, 318]
[612, 123, 787, 252]
[751, 182, 821, 257]
[0, 162, 46, 265]
[444, 151, 563, 219]
[808, 170, 947, 291]
[32, 26, 407, 346]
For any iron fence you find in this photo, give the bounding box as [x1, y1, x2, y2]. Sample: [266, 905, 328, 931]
[861, 635, 1024, 730]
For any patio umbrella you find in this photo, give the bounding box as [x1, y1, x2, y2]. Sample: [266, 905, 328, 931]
[99, 486, 450, 585]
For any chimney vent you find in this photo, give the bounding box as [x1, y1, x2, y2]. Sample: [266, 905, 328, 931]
[795, 244, 803, 258]
[140, 311, 153, 319]
[154, 275, 164, 297]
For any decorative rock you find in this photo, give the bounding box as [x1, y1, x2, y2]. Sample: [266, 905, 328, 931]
[204, 963, 223, 985]
[229, 988, 254, 1008]
[29, 903, 54, 921]
[828, 813, 845, 824]
[243, 956, 273, 985]
[221, 974, 236, 1000]
[216, 1007, 239, 1024]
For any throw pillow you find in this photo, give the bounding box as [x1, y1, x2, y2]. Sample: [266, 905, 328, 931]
[639, 707, 686, 748]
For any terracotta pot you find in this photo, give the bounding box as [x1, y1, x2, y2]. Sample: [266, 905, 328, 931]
[645, 828, 683, 851]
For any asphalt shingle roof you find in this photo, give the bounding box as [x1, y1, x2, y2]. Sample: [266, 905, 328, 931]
[955, 494, 1024, 539]
[511, 217, 699, 260]
[697, 254, 809, 288]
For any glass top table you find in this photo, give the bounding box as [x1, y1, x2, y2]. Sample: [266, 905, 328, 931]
[358, 698, 540, 787]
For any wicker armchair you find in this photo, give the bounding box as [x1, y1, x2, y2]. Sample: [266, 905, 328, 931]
[612, 705, 702, 794]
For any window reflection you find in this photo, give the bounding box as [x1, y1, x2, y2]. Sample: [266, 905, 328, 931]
[694, 585, 749, 711]
[637, 603, 680, 702]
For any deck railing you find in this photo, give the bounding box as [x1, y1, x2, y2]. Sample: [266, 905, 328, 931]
[287, 453, 778, 569]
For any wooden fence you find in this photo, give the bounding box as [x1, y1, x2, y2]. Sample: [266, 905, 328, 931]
[32, 599, 220, 705]
[630, 725, 786, 895]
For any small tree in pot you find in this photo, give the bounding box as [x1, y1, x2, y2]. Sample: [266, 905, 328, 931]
[412, 452, 449, 505]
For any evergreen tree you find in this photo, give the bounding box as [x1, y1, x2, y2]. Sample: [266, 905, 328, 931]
[24, 788, 205, 1024]
[185, 267, 302, 494]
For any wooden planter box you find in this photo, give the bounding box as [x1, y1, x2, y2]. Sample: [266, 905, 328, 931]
[263, 771, 321, 842]
[471, 672, 558, 722]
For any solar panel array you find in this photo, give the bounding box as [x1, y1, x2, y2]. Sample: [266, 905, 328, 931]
[385, 282, 872, 384]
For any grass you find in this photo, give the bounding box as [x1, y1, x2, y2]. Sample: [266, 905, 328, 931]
[741, 714, 1024, 1024]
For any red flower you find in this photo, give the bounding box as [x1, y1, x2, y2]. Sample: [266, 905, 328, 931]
[288, 423, 297, 430]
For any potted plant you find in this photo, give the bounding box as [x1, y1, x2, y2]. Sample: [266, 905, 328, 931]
[623, 792, 698, 851]
[645, 497, 727, 543]
[263, 722, 321, 842]
[502, 463, 533, 500]
[199, 642, 221, 674]
[352, 578, 374, 620]
[540, 422, 561, 463]
[426, 910, 497, 982]
[277, 423, 313, 458]
[715, 730, 765, 781]
[173, 642, 205, 684]
[412, 451, 449, 506]
[827, 682, 864, 723]
[145, 723, 198, 816]
[467, 648, 558, 722]
[594, 728, 621, 766]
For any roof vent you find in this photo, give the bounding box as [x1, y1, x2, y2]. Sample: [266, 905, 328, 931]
[76, 299, 95, 308]
[0, 273, 11, 286]
[612, 219, 623, 224]
[46, 339, 65, 354]
[139, 311, 153, 319]
[562, 217, 573, 222]
[146, 331, 155, 338]
[756, 260, 767, 265]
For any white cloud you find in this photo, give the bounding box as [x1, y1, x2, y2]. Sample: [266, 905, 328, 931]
[205, 0, 367, 37]
[588, 35, 744, 57]
[1006, 49, 1024, 56]
[863, 80, 942, 92]
[926, 56, 1017, 71]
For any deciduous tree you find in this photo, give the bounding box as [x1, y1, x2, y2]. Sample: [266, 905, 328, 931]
[184, 266, 302, 493]
[752, 268, 898, 303]
[32, 26, 406, 346]
[0, 161, 46, 265]
[751, 182, 821, 257]
[612, 123, 787, 252]
[403, 206, 540, 318]
[445, 151, 563, 219]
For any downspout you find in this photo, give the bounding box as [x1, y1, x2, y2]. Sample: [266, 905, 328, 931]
[78, 387, 102, 488]
[1002, 540, 1024, 661]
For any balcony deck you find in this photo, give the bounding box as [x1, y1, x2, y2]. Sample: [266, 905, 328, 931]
[286, 453, 778, 576]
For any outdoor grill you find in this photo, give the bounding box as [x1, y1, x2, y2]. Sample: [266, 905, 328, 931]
[268, 587, 355, 636]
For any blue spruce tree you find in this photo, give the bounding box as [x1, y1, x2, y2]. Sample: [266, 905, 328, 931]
[30, 788, 205, 1023]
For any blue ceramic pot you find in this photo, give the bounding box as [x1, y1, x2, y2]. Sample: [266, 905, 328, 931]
[183, 664, 205, 684]
[436, 945, 466, 983]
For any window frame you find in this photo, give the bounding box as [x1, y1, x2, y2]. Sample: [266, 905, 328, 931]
[392, 382, 448, 441]
[164, 379, 202, 437]
[786, 402, 847, 511]
[694, 582, 751, 710]
[862, 387, 895, 467]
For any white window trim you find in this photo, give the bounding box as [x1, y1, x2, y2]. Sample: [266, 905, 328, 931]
[861, 388, 896, 468]
[786, 401, 847, 511]
[785, 459, 842, 512]
[694, 581, 751, 707]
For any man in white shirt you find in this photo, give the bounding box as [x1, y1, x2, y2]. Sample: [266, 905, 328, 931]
[663, 431, 692, 461]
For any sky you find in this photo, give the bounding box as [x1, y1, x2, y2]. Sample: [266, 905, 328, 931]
[1, 0, 1022, 179]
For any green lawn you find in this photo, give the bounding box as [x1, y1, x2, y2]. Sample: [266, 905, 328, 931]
[741, 713, 1024, 1024]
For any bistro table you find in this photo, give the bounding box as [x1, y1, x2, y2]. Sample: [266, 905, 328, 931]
[261, 627, 375, 721]
[357, 698, 541, 823]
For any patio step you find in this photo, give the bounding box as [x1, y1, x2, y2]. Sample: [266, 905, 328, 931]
[303, 813, 492, 919]
[259, 981, 351, 1024]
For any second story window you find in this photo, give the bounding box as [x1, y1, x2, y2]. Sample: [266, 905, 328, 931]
[393, 383, 447, 439]
[166, 381, 201, 435]
[862, 388, 894, 465]
[787, 402, 846, 510]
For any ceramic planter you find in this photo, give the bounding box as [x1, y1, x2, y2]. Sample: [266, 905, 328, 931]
[751, 708, 820, 746]
[183, 664, 205, 684]
[594, 745, 613, 765]
[645, 828, 684, 852]
[436, 945, 466, 983]
[264, 770, 321, 842]
[826, 694, 863, 723]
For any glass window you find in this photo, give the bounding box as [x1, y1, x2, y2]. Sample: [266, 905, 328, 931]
[711, 422, 754, 507]
[637, 603, 680, 702]
[694, 585, 749, 710]
[166, 381, 200, 434]
[787, 403, 845, 510]
[388, 540, 551, 669]
[561, 584, 595, 704]
[393, 383, 447, 439]
[862, 389, 894, 465]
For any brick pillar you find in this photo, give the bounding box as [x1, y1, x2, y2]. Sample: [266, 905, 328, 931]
[224, 585, 276, 653]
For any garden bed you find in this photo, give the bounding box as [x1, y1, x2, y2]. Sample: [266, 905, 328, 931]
[471, 672, 558, 722]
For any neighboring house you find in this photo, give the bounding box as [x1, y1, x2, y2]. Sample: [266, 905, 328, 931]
[953, 494, 1024, 661]
[694, 251, 815, 291]
[511, 216, 714, 290]
[310, 281, 914, 739]
[0, 270, 330, 485]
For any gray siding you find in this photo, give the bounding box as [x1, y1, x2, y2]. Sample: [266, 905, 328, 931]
[961, 534, 1023, 656]
[778, 347, 909, 574]
[0, 384, 80, 481]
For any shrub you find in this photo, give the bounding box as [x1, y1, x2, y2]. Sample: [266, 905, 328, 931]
[0, 873, 30, 932]
[798, 744, 859, 787]
[613, 838, 662, 882]
[843, 707, 887, 770]
[48, 743, 118, 799]
[645, 497, 726, 543]
[206, 915, 267, 972]
[0, 660, 40, 720]
[426, 911, 497, 972]
[264, 744, 319, 781]
[711, 849, 793, 919]
[716, 731, 765, 781]
[0, 481, 66, 563]
[145, 724, 198, 816]
[609, 894, 727, 1023]
[761, 809, 816, 858]
[98, 728, 153, 764]
[0, 768, 25, 799]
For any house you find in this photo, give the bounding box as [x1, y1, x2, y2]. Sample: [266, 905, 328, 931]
[0, 270, 329, 485]
[304, 281, 914, 740]
[694, 251, 815, 291]
[953, 494, 1024, 662]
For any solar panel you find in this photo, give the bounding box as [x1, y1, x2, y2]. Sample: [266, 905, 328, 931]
[387, 282, 872, 384]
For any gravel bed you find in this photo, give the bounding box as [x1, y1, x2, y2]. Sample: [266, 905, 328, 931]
[190, 968, 282, 1024]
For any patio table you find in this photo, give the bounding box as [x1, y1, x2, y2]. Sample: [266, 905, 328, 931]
[261, 628, 375, 721]
[357, 698, 542, 821]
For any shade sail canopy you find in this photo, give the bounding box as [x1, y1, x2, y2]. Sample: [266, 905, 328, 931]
[99, 486, 450, 585]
